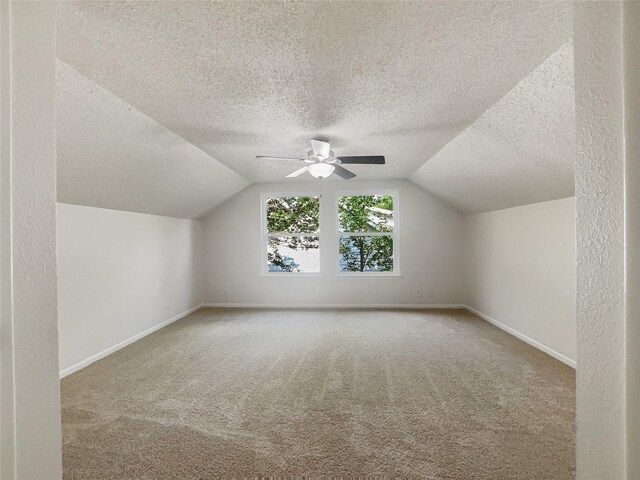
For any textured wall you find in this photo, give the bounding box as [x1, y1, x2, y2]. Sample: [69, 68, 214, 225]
[0, 3, 62, 478]
[464, 197, 576, 365]
[624, 2, 640, 476]
[0, 2, 12, 474]
[57, 203, 203, 374]
[201, 180, 465, 306]
[574, 3, 625, 478]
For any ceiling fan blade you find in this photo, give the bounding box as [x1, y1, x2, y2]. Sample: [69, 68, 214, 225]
[333, 164, 356, 180]
[256, 155, 304, 161]
[337, 155, 385, 165]
[286, 166, 309, 178]
[310, 139, 330, 158]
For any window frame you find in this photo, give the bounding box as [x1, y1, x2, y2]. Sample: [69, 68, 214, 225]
[260, 192, 322, 276]
[335, 189, 400, 276]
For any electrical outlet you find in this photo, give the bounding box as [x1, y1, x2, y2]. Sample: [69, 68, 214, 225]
[223, 289, 228, 297]
[428, 289, 433, 298]
[416, 289, 424, 297]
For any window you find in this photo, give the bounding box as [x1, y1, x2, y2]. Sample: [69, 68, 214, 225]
[264, 195, 320, 273]
[337, 194, 396, 273]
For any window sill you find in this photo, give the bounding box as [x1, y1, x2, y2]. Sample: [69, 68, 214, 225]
[259, 272, 402, 278]
[336, 272, 402, 277]
[260, 272, 322, 277]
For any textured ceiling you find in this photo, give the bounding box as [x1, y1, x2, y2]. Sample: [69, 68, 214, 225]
[57, 1, 573, 192]
[57, 61, 249, 219]
[410, 43, 575, 214]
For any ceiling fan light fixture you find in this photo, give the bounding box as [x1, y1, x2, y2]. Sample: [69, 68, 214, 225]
[308, 163, 335, 179]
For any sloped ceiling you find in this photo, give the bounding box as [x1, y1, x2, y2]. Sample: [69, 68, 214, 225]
[57, 61, 249, 219]
[56, 1, 574, 217]
[411, 42, 575, 213]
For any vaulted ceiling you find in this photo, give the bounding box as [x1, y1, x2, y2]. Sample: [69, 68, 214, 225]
[56, 1, 574, 218]
[57, 61, 249, 219]
[411, 42, 575, 213]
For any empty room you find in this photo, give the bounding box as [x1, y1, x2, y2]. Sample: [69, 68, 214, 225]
[2, 1, 639, 479]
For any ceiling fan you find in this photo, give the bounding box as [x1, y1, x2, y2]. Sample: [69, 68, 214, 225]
[256, 139, 385, 180]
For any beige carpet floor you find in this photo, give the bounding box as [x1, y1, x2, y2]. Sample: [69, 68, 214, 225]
[61, 308, 575, 479]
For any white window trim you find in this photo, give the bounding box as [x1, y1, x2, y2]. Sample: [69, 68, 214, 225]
[260, 192, 322, 276]
[334, 189, 400, 276]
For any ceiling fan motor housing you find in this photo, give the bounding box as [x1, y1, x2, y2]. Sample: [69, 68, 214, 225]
[257, 138, 384, 179]
[306, 149, 337, 164]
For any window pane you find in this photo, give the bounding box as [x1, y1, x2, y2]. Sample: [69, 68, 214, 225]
[267, 236, 319, 272]
[339, 235, 393, 272]
[267, 196, 319, 233]
[338, 195, 394, 233]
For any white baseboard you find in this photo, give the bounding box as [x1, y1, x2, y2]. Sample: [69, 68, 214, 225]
[59, 304, 203, 378]
[203, 303, 575, 368]
[200, 303, 467, 309]
[463, 305, 576, 369]
[60, 302, 575, 377]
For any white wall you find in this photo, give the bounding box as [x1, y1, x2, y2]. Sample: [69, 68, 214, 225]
[57, 203, 203, 375]
[1, 3, 62, 478]
[201, 180, 465, 306]
[575, 2, 636, 478]
[464, 197, 576, 366]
